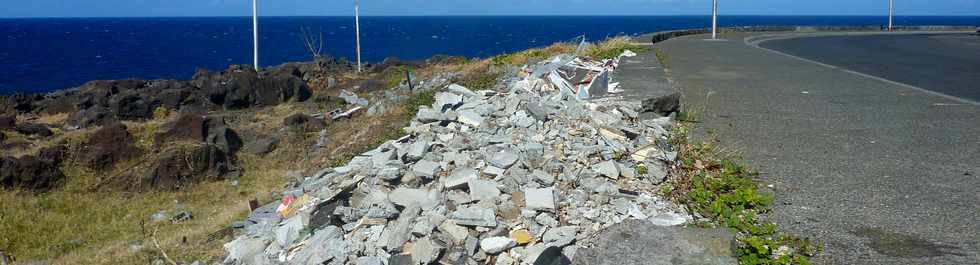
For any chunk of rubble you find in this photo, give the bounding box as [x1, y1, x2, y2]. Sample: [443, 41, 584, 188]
[481, 237, 517, 254]
[448, 84, 478, 97]
[592, 160, 620, 179]
[435, 92, 464, 112]
[445, 167, 479, 190]
[543, 226, 578, 247]
[490, 151, 519, 169]
[457, 110, 485, 127]
[468, 179, 501, 202]
[411, 160, 438, 179]
[412, 237, 443, 265]
[290, 226, 349, 265]
[524, 187, 556, 211]
[438, 220, 470, 244]
[452, 206, 497, 227]
[383, 205, 420, 251]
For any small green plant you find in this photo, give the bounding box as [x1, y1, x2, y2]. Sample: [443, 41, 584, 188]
[676, 109, 700, 123]
[374, 127, 405, 146]
[402, 89, 438, 115]
[655, 48, 670, 67]
[458, 70, 502, 91]
[152, 106, 172, 120]
[384, 66, 410, 89]
[326, 152, 356, 168]
[584, 37, 649, 60]
[636, 164, 649, 175]
[668, 124, 820, 265]
[612, 150, 629, 161]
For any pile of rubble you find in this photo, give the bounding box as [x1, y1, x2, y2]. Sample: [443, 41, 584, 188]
[223, 54, 689, 265]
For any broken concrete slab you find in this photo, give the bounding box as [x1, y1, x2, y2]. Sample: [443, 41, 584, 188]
[456, 110, 485, 127]
[388, 188, 439, 210]
[524, 187, 556, 211]
[290, 226, 349, 265]
[411, 160, 441, 179]
[490, 151, 519, 169]
[448, 84, 479, 98]
[543, 226, 578, 247]
[438, 220, 470, 244]
[445, 167, 479, 190]
[468, 179, 501, 202]
[480, 237, 517, 254]
[384, 205, 421, 251]
[591, 161, 620, 180]
[435, 92, 464, 112]
[412, 237, 443, 265]
[452, 206, 497, 227]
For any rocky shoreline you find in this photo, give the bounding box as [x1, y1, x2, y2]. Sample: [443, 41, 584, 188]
[0, 55, 465, 193]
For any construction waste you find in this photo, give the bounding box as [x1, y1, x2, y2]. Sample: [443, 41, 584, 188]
[222, 51, 689, 265]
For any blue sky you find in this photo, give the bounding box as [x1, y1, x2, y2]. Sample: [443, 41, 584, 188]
[2, 0, 979, 18]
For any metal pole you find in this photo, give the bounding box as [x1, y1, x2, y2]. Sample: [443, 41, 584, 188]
[888, 0, 894, 31]
[355, 0, 362, 73]
[252, 0, 259, 71]
[712, 0, 718, 39]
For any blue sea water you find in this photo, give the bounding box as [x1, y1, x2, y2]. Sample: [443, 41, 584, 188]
[0, 15, 977, 94]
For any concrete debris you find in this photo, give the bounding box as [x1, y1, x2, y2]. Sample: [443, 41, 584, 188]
[411, 160, 440, 179]
[435, 92, 464, 112]
[468, 179, 501, 202]
[452, 206, 498, 227]
[481, 237, 517, 254]
[524, 187, 557, 211]
[592, 161, 620, 180]
[340, 89, 370, 106]
[412, 237, 443, 265]
[329, 106, 363, 120]
[456, 110, 484, 127]
[490, 151, 519, 169]
[445, 167, 479, 190]
[222, 48, 691, 265]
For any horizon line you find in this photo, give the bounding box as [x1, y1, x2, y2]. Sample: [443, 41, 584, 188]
[3, 14, 980, 19]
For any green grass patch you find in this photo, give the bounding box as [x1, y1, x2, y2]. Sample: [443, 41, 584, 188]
[402, 89, 438, 115]
[668, 125, 821, 264]
[383, 65, 410, 89]
[584, 37, 650, 60]
[457, 70, 503, 91]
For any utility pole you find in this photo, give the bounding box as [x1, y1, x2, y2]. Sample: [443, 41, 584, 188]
[355, 0, 363, 73]
[888, 0, 894, 31]
[712, 0, 718, 39]
[252, 0, 259, 71]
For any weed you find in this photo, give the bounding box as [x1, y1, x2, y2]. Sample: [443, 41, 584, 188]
[403, 89, 438, 115]
[636, 164, 649, 175]
[458, 70, 502, 91]
[667, 123, 820, 264]
[584, 37, 649, 60]
[612, 150, 629, 161]
[655, 48, 671, 67]
[152, 106, 172, 120]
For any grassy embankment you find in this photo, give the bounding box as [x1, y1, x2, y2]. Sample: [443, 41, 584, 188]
[0, 37, 640, 264]
[655, 48, 821, 265]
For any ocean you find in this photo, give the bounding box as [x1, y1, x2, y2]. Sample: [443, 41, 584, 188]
[1, 15, 978, 94]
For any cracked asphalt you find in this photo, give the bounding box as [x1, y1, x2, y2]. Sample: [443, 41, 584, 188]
[654, 32, 980, 265]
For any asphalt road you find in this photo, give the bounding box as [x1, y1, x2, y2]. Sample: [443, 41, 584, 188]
[759, 33, 980, 102]
[655, 32, 980, 265]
